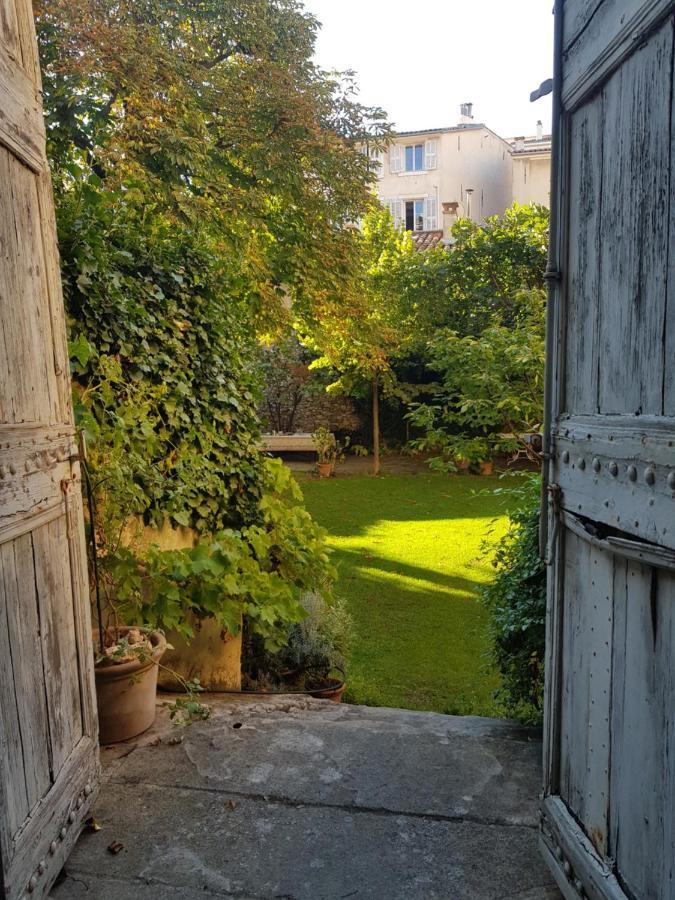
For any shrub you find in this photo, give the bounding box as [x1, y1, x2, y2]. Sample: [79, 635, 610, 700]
[481, 475, 546, 723]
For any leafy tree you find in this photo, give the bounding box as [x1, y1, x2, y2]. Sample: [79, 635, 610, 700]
[298, 206, 419, 474]
[36, 0, 390, 330]
[408, 288, 546, 468]
[35, 0, 385, 642]
[407, 204, 549, 340]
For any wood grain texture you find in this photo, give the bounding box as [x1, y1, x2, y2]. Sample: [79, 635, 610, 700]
[609, 562, 675, 898]
[559, 532, 613, 857]
[33, 517, 84, 778]
[563, 0, 674, 108]
[597, 20, 672, 416]
[564, 96, 603, 414]
[553, 416, 675, 547]
[546, 6, 675, 899]
[0, 40, 44, 172]
[0, 1, 100, 896]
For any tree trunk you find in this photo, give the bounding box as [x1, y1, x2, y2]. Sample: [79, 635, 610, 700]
[372, 372, 380, 476]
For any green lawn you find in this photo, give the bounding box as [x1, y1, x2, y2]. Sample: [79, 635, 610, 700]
[301, 472, 515, 716]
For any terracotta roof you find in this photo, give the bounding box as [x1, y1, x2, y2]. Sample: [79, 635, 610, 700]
[411, 230, 444, 252]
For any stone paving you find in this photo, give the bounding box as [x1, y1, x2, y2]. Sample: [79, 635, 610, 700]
[51, 698, 561, 900]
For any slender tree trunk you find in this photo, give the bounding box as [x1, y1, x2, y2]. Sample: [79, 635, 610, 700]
[372, 372, 380, 476]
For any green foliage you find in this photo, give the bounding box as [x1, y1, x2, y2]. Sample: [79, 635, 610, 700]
[279, 591, 352, 686]
[39, 0, 363, 644]
[481, 475, 546, 723]
[97, 459, 335, 650]
[407, 288, 546, 466]
[64, 181, 264, 533]
[299, 205, 418, 386]
[409, 204, 549, 340]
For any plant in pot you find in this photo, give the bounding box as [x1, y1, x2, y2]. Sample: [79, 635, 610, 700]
[311, 427, 350, 478]
[312, 427, 337, 477]
[248, 591, 352, 702]
[276, 591, 352, 701]
[86, 517, 213, 744]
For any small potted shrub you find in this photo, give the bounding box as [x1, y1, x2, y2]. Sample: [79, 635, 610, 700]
[278, 592, 351, 701]
[312, 427, 349, 478]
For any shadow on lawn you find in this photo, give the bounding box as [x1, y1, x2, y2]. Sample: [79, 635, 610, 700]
[332, 545, 487, 601]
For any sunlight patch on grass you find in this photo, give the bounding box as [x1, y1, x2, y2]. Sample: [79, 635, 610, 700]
[300, 473, 516, 716]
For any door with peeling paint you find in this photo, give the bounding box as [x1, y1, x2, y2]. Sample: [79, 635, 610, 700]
[0, 1, 100, 897]
[541, 2, 675, 898]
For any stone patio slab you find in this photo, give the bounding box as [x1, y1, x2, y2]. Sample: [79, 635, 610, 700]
[51, 698, 560, 900]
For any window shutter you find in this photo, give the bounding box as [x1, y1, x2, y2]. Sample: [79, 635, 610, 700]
[425, 139, 438, 170]
[385, 199, 403, 227]
[425, 196, 438, 231]
[389, 144, 402, 174]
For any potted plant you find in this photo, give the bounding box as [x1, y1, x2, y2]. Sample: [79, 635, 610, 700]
[93, 626, 168, 744]
[277, 592, 351, 701]
[311, 427, 350, 478]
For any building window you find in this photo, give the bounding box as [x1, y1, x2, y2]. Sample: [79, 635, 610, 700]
[405, 199, 425, 231]
[405, 144, 425, 172]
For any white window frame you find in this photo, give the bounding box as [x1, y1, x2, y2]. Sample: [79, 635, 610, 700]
[404, 142, 425, 173]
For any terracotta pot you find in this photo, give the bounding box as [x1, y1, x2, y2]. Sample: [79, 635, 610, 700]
[157, 613, 242, 692]
[94, 627, 166, 745]
[479, 461, 494, 476]
[455, 459, 470, 472]
[316, 462, 333, 478]
[307, 678, 346, 703]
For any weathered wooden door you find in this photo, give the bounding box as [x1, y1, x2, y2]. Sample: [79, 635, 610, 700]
[542, 1, 675, 898]
[0, 2, 100, 897]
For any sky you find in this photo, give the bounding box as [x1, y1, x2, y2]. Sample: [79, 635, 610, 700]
[300, 0, 554, 139]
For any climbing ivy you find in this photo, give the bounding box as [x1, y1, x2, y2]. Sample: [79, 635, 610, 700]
[62, 173, 265, 532]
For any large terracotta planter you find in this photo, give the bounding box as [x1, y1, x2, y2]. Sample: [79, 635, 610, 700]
[157, 614, 242, 692]
[479, 460, 494, 476]
[94, 627, 166, 745]
[316, 462, 333, 479]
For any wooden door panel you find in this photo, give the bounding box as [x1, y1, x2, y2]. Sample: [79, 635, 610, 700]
[609, 561, 675, 898]
[596, 20, 672, 417]
[543, 4, 675, 898]
[553, 417, 675, 549]
[564, 98, 603, 415]
[562, 0, 674, 107]
[0, 146, 62, 424]
[559, 532, 613, 858]
[33, 516, 85, 775]
[0, 0, 100, 897]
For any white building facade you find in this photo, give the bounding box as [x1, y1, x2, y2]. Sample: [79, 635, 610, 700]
[369, 105, 551, 245]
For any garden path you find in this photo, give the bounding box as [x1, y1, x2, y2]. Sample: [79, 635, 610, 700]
[51, 697, 560, 899]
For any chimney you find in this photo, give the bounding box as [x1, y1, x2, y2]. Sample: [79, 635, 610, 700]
[536, 119, 543, 141]
[459, 102, 474, 124]
[514, 136, 525, 152]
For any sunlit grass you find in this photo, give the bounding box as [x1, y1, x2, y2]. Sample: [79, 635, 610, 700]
[301, 472, 515, 715]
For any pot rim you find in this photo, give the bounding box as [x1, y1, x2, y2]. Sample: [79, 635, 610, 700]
[307, 677, 346, 697]
[94, 627, 167, 681]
